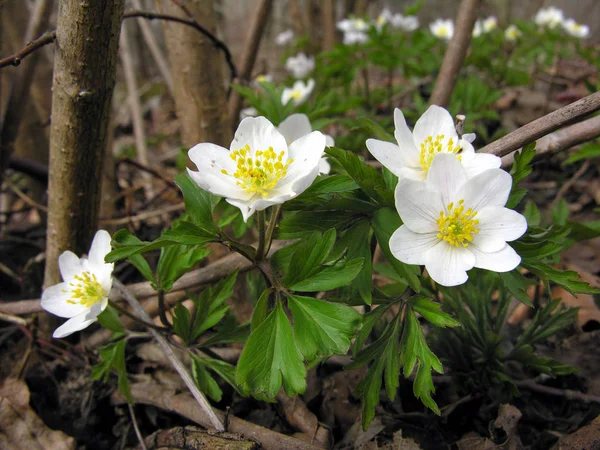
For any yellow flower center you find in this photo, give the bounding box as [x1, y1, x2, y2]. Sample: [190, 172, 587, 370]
[290, 90, 302, 100]
[222, 144, 293, 196]
[436, 200, 479, 247]
[419, 134, 461, 172]
[65, 271, 105, 308]
[438, 26, 449, 37]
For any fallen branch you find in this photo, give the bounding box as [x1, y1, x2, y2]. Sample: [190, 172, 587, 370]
[515, 379, 600, 404]
[481, 90, 600, 157]
[428, 0, 480, 107]
[113, 279, 225, 432]
[114, 383, 323, 450]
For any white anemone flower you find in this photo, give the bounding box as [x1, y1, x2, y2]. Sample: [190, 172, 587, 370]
[239, 107, 258, 121]
[504, 24, 522, 41]
[41, 230, 113, 338]
[366, 105, 501, 181]
[337, 17, 369, 33]
[534, 7, 564, 29]
[275, 29, 294, 46]
[482, 16, 498, 33]
[277, 113, 333, 174]
[390, 154, 527, 286]
[375, 8, 393, 32]
[343, 30, 369, 45]
[187, 116, 326, 221]
[285, 53, 315, 79]
[473, 20, 483, 37]
[430, 19, 454, 40]
[391, 14, 419, 32]
[281, 79, 315, 106]
[563, 19, 590, 38]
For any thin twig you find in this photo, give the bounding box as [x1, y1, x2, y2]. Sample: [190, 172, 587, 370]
[429, 0, 480, 107]
[99, 202, 184, 226]
[516, 379, 600, 404]
[128, 403, 148, 450]
[0, 31, 56, 69]
[6, 180, 48, 213]
[480, 90, 600, 157]
[108, 300, 168, 332]
[119, 158, 179, 189]
[113, 278, 225, 431]
[550, 160, 590, 208]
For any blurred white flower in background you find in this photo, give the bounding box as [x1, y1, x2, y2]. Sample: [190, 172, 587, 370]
[375, 8, 393, 32]
[430, 18, 454, 40]
[343, 30, 369, 45]
[240, 107, 258, 121]
[41, 230, 113, 338]
[534, 7, 564, 29]
[337, 17, 369, 33]
[563, 18, 590, 38]
[473, 20, 483, 37]
[285, 53, 315, 79]
[277, 113, 333, 174]
[482, 16, 498, 33]
[275, 29, 294, 46]
[187, 117, 325, 221]
[391, 14, 419, 32]
[504, 24, 522, 41]
[281, 79, 315, 106]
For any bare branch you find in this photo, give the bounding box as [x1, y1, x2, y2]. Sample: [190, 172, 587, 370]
[481, 90, 600, 157]
[429, 0, 480, 107]
[0, 31, 55, 70]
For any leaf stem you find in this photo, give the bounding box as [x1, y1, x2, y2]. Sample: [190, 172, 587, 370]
[256, 209, 267, 260]
[157, 290, 172, 328]
[108, 300, 169, 332]
[264, 204, 282, 257]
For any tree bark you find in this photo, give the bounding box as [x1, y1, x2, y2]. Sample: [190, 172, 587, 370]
[44, 0, 124, 290]
[228, 0, 273, 130]
[156, 0, 230, 148]
[323, 0, 336, 50]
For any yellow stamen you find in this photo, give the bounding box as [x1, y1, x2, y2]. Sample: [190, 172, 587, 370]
[419, 134, 462, 173]
[64, 272, 105, 308]
[436, 199, 479, 248]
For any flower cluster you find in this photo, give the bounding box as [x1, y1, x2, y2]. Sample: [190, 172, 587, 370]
[367, 106, 527, 286]
[338, 8, 419, 45]
[285, 53, 315, 79]
[275, 29, 294, 46]
[534, 7, 589, 38]
[473, 16, 497, 37]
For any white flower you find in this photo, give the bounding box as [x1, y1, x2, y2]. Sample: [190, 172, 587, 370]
[285, 53, 315, 79]
[277, 113, 333, 174]
[281, 79, 315, 106]
[534, 7, 564, 29]
[255, 74, 273, 84]
[473, 20, 483, 37]
[390, 154, 527, 286]
[366, 105, 500, 181]
[430, 18, 454, 40]
[337, 17, 369, 33]
[275, 29, 294, 46]
[375, 8, 393, 32]
[41, 230, 113, 338]
[391, 14, 419, 32]
[187, 117, 326, 221]
[482, 16, 498, 33]
[563, 19, 589, 38]
[240, 107, 258, 121]
[504, 24, 522, 41]
[343, 30, 369, 45]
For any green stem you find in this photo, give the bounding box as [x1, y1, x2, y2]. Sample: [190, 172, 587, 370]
[108, 300, 169, 332]
[157, 290, 171, 328]
[256, 209, 267, 260]
[263, 204, 282, 257]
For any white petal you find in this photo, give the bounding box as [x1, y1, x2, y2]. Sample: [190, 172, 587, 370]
[472, 206, 527, 252]
[41, 282, 87, 318]
[458, 168, 513, 212]
[231, 117, 288, 161]
[226, 198, 255, 222]
[52, 301, 106, 339]
[58, 251, 83, 282]
[325, 135, 334, 147]
[318, 158, 331, 175]
[395, 178, 443, 233]
[462, 133, 476, 144]
[424, 241, 475, 287]
[471, 244, 521, 272]
[281, 88, 293, 105]
[461, 152, 501, 178]
[277, 131, 325, 191]
[278, 114, 312, 145]
[88, 230, 111, 266]
[389, 226, 438, 265]
[398, 166, 427, 181]
[413, 105, 457, 149]
[426, 153, 468, 206]
[366, 139, 419, 177]
[393, 108, 419, 157]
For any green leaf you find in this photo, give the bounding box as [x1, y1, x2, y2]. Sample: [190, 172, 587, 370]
[523, 200, 540, 227]
[288, 294, 362, 363]
[507, 143, 535, 208]
[91, 339, 132, 403]
[191, 354, 222, 402]
[172, 303, 192, 345]
[522, 261, 600, 295]
[278, 210, 359, 238]
[400, 308, 442, 414]
[288, 257, 364, 292]
[353, 116, 395, 142]
[175, 172, 218, 233]
[563, 142, 600, 165]
[284, 230, 337, 286]
[348, 314, 402, 429]
[236, 300, 306, 400]
[551, 198, 569, 226]
[198, 356, 243, 395]
[325, 147, 394, 206]
[407, 296, 460, 328]
[371, 208, 420, 293]
[285, 174, 359, 208]
[352, 304, 390, 356]
[97, 305, 124, 333]
[336, 220, 373, 304]
[251, 289, 271, 331]
[157, 244, 211, 291]
[499, 270, 534, 307]
[199, 323, 250, 347]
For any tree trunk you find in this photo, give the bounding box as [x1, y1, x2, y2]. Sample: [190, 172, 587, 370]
[323, 0, 336, 50]
[156, 0, 231, 148]
[44, 0, 124, 292]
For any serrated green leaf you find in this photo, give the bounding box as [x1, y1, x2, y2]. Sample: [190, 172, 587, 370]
[523, 200, 540, 227]
[352, 304, 390, 356]
[97, 305, 124, 333]
[284, 230, 337, 286]
[278, 210, 359, 238]
[371, 208, 421, 292]
[197, 356, 243, 395]
[236, 300, 306, 400]
[199, 323, 250, 347]
[522, 261, 600, 295]
[551, 198, 569, 226]
[353, 116, 395, 142]
[288, 294, 362, 363]
[157, 244, 211, 291]
[499, 270, 534, 307]
[175, 172, 218, 233]
[191, 355, 222, 402]
[251, 289, 271, 331]
[336, 219, 373, 304]
[173, 303, 192, 345]
[408, 296, 460, 328]
[563, 142, 600, 165]
[288, 257, 364, 292]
